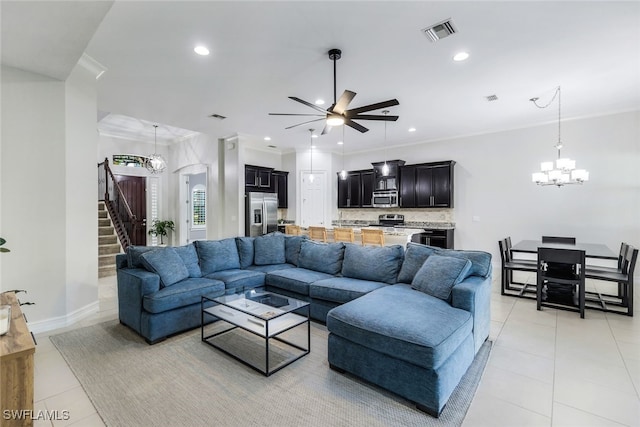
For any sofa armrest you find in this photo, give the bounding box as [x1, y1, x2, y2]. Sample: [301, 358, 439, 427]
[117, 268, 161, 334]
[451, 275, 491, 354]
[116, 253, 128, 269]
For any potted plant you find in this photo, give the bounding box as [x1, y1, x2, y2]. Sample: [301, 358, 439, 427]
[148, 220, 175, 245]
[0, 238, 9, 253]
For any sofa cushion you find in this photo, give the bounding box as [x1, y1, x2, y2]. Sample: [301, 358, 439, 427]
[205, 269, 265, 290]
[265, 267, 335, 296]
[310, 277, 388, 304]
[139, 247, 189, 288]
[298, 240, 345, 275]
[254, 234, 286, 265]
[284, 235, 308, 266]
[173, 243, 202, 278]
[411, 255, 472, 301]
[195, 239, 240, 275]
[127, 246, 158, 269]
[246, 263, 296, 273]
[397, 243, 439, 284]
[341, 243, 404, 284]
[326, 284, 473, 370]
[435, 248, 492, 278]
[143, 277, 225, 314]
[235, 237, 255, 268]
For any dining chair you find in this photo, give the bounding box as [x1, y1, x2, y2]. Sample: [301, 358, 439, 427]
[308, 226, 327, 242]
[542, 236, 576, 244]
[499, 238, 538, 297]
[585, 245, 637, 316]
[333, 227, 355, 243]
[284, 224, 301, 236]
[361, 229, 384, 246]
[537, 247, 586, 318]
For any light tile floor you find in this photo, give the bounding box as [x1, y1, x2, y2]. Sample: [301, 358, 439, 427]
[32, 270, 640, 426]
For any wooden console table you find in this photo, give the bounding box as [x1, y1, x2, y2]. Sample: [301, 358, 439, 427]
[1, 292, 36, 427]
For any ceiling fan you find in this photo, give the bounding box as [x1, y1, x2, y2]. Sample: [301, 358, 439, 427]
[269, 48, 399, 135]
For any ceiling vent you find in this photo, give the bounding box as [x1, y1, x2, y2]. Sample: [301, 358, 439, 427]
[422, 19, 456, 42]
[485, 94, 499, 102]
[208, 113, 227, 120]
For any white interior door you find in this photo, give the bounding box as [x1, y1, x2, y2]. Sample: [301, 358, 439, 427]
[300, 171, 325, 227]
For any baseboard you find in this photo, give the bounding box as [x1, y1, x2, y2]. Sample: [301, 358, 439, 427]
[28, 300, 100, 334]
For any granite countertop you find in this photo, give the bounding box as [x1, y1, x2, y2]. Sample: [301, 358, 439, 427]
[330, 221, 455, 230]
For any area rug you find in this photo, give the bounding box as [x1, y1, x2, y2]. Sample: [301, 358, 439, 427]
[50, 320, 491, 427]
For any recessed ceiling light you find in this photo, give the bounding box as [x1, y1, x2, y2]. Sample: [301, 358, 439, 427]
[194, 46, 210, 56]
[315, 99, 325, 105]
[337, 141, 344, 145]
[408, 127, 416, 132]
[264, 136, 271, 141]
[453, 52, 469, 62]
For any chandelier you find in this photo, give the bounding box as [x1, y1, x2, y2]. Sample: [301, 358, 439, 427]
[530, 86, 588, 186]
[145, 125, 167, 174]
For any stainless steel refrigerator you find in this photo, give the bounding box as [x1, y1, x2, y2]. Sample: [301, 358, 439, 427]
[245, 192, 278, 237]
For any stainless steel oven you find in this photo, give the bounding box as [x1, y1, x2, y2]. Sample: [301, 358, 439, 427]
[372, 190, 398, 208]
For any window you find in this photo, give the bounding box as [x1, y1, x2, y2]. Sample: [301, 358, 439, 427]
[192, 185, 206, 227]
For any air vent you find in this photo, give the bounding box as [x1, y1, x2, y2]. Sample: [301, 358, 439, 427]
[485, 94, 499, 102]
[267, 144, 277, 149]
[208, 113, 227, 120]
[422, 19, 456, 42]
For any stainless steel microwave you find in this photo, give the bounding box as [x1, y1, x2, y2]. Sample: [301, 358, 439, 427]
[372, 190, 399, 208]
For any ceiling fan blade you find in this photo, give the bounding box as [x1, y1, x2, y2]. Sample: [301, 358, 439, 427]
[284, 118, 325, 130]
[349, 114, 399, 121]
[344, 118, 369, 133]
[321, 123, 332, 135]
[332, 90, 356, 114]
[289, 97, 328, 113]
[346, 99, 400, 115]
[269, 113, 325, 117]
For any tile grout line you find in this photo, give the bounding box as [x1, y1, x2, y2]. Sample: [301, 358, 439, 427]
[605, 311, 640, 400]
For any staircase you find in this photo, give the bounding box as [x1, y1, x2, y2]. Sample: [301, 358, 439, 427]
[98, 202, 122, 278]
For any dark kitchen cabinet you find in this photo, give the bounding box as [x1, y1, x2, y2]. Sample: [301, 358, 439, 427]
[245, 165, 273, 190]
[337, 169, 373, 208]
[272, 170, 289, 209]
[400, 161, 454, 208]
[411, 228, 454, 249]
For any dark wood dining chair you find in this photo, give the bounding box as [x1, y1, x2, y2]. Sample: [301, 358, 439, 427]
[542, 236, 576, 244]
[585, 245, 637, 316]
[537, 247, 586, 318]
[499, 238, 537, 297]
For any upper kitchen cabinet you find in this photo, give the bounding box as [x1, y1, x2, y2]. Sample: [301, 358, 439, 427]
[245, 165, 273, 190]
[337, 169, 374, 208]
[399, 161, 455, 208]
[372, 160, 405, 191]
[272, 170, 289, 209]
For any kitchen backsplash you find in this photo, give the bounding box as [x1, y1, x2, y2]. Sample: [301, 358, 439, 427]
[338, 208, 453, 223]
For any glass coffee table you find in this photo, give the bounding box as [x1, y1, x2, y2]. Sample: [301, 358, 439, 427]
[201, 287, 310, 376]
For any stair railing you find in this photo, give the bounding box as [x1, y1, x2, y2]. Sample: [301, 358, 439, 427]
[98, 157, 138, 251]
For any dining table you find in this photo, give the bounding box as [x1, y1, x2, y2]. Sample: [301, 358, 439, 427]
[511, 239, 617, 260]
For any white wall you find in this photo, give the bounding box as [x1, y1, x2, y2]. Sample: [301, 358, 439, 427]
[340, 111, 640, 261]
[1, 64, 101, 329]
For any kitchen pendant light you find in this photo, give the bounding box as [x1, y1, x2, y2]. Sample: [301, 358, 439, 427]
[145, 125, 167, 174]
[530, 86, 588, 186]
[339, 126, 347, 180]
[308, 129, 315, 183]
[381, 110, 390, 176]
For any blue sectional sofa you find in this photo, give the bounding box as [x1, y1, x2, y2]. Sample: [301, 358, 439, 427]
[116, 233, 491, 417]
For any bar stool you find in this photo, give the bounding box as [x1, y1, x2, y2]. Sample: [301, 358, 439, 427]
[285, 224, 301, 236]
[308, 226, 327, 242]
[333, 228, 355, 243]
[361, 229, 384, 246]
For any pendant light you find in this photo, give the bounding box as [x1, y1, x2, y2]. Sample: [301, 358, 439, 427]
[530, 86, 588, 186]
[339, 125, 347, 180]
[145, 125, 167, 174]
[381, 110, 390, 176]
[308, 129, 315, 183]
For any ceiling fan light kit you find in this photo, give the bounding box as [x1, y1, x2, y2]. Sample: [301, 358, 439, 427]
[269, 48, 399, 135]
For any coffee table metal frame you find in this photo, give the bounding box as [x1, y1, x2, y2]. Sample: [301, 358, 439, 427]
[201, 288, 310, 376]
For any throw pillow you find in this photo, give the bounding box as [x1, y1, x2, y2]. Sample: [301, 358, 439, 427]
[140, 247, 189, 288]
[127, 245, 157, 269]
[236, 237, 255, 268]
[341, 243, 404, 284]
[298, 240, 345, 275]
[411, 254, 472, 301]
[173, 243, 202, 278]
[254, 233, 286, 265]
[284, 235, 308, 266]
[435, 248, 492, 278]
[397, 243, 439, 283]
[195, 238, 241, 275]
